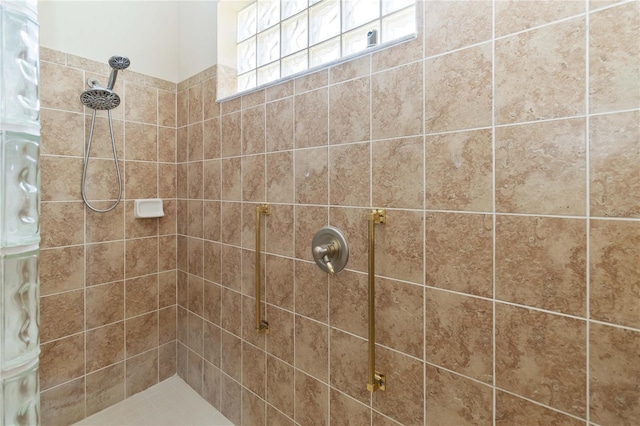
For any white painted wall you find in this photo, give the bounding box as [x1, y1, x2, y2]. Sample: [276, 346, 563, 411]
[39, 0, 220, 83]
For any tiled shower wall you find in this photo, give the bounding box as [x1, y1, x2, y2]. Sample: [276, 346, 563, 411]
[176, 1, 639, 425]
[38, 47, 178, 424]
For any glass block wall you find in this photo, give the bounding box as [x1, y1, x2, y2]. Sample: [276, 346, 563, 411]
[0, 0, 41, 424]
[237, 0, 416, 91]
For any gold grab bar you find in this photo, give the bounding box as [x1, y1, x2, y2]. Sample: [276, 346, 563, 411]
[255, 204, 270, 334]
[366, 208, 386, 392]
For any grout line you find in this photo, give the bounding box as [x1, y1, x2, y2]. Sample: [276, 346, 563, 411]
[585, 2, 592, 422]
[491, 0, 498, 423]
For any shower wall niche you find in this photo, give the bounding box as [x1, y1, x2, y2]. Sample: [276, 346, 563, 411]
[0, 0, 41, 424]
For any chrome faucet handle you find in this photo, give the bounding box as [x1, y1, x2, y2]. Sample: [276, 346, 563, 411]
[312, 243, 336, 274]
[311, 227, 349, 275]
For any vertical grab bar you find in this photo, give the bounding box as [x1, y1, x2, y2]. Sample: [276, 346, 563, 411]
[255, 204, 270, 334]
[366, 208, 386, 392]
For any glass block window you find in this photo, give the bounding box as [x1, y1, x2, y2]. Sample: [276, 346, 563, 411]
[236, 0, 416, 91]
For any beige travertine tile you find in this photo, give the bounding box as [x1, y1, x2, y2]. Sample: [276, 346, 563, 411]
[268, 405, 294, 425]
[295, 69, 328, 93]
[187, 274, 204, 317]
[221, 157, 242, 201]
[590, 219, 640, 328]
[590, 111, 640, 218]
[295, 371, 329, 426]
[159, 199, 177, 236]
[188, 237, 204, 277]
[84, 158, 123, 201]
[221, 245, 242, 291]
[242, 344, 266, 397]
[188, 122, 204, 161]
[187, 348, 203, 392]
[292, 258, 327, 320]
[68, 53, 109, 75]
[590, 0, 626, 10]
[376, 209, 424, 284]
[373, 136, 423, 209]
[330, 55, 370, 84]
[496, 216, 587, 316]
[372, 345, 424, 425]
[265, 255, 294, 310]
[295, 315, 328, 382]
[125, 237, 158, 278]
[495, 18, 586, 124]
[376, 278, 423, 358]
[221, 288, 242, 337]
[177, 126, 188, 163]
[426, 365, 493, 425]
[159, 235, 176, 272]
[329, 77, 370, 144]
[86, 201, 124, 243]
[203, 201, 221, 241]
[425, 212, 493, 297]
[125, 82, 157, 124]
[330, 388, 370, 425]
[295, 88, 328, 148]
[85, 116, 124, 159]
[41, 156, 83, 201]
[496, 303, 586, 417]
[126, 312, 158, 357]
[372, 61, 423, 139]
[266, 355, 294, 417]
[495, 118, 586, 215]
[266, 97, 294, 152]
[158, 89, 176, 127]
[187, 200, 203, 238]
[265, 306, 293, 364]
[590, 2, 640, 113]
[330, 269, 367, 338]
[295, 147, 328, 204]
[496, 390, 583, 425]
[124, 121, 158, 161]
[40, 246, 84, 295]
[242, 89, 265, 109]
[188, 83, 203, 124]
[426, 288, 493, 383]
[220, 373, 242, 426]
[425, 129, 493, 211]
[242, 105, 266, 155]
[203, 320, 221, 366]
[41, 377, 85, 426]
[204, 241, 222, 284]
[221, 331, 242, 381]
[242, 154, 266, 202]
[221, 111, 242, 157]
[590, 323, 640, 424]
[40, 61, 83, 112]
[126, 274, 158, 317]
[41, 184, 71, 237]
[40, 334, 85, 390]
[86, 241, 124, 286]
[425, 43, 492, 133]
[159, 342, 177, 381]
[495, 0, 585, 37]
[266, 151, 293, 203]
[187, 161, 203, 200]
[329, 329, 369, 404]
[158, 270, 176, 308]
[425, 1, 492, 56]
[125, 350, 158, 397]
[265, 206, 294, 257]
[40, 289, 84, 343]
[86, 362, 125, 416]
[330, 142, 370, 207]
[158, 163, 176, 199]
[86, 281, 124, 329]
[40, 47, 66, 65]
[202, 361, 221, 409]
[221, 96, 242, 114]
[328, 207, 368, 274]
[241, 295, 266, 350]
[40, 109, 84, 156]
[177, 163, 188, 199]
[221, 202, 242, 246]
[159, 307, 176, 345]
[203, 159, 222, 200]
[204, 77, 220, 120]
[187, 311, 204, 356]
[126, 200, 158, 239]
[294, 205, 328, 261]
[177, 342, 188, 380]
[242, 389, 266, 426]
[203, 279, 221, 325]
[86, 322, 124, 372]
[125, 161, 157, 199]
[204, 117, 221, 160]
[266, 80, 294, 102]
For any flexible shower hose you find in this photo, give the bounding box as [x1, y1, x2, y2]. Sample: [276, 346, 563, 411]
[81, 109, 122, 213]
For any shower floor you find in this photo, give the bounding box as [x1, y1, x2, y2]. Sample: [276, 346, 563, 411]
[75, 376, 233, 426]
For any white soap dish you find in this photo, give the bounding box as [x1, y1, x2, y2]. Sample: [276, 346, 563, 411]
[134, 199, 164, 218]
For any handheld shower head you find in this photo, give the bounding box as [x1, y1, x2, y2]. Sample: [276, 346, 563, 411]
[106, 55, 130, 90]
